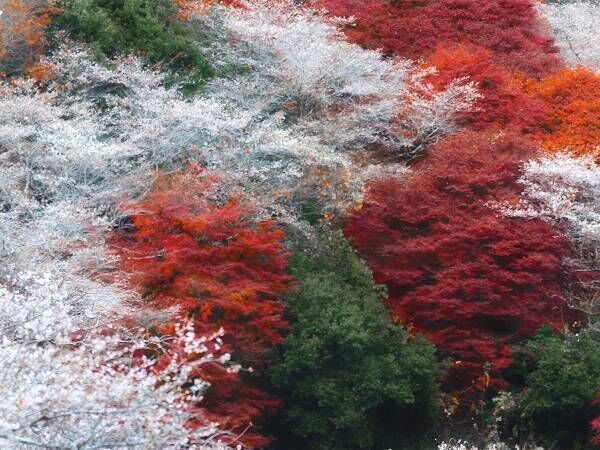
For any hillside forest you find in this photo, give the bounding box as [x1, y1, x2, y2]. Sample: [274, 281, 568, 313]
[0, 0, 599, 449]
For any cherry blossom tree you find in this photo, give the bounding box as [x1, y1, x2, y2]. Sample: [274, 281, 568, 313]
[500, 153, 600, 247]
[211, 0, 479, 154]
[537, 1, 600, 72]
[0, 277, 233, 450]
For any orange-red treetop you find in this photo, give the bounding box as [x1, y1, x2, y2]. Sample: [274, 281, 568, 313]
[527, 67, 600, 161]
[425, 43, 546, 134]
[0, 0, 56, 75]
[114, 173, 290, 447]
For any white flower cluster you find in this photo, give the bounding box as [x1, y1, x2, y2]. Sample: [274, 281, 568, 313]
[0, 313, 233, 449]
[537, 0, 600, 72]
[437, 439, 537, 450]
[500, 153, 600, 246]
[0, 268, 128, 344]
[216, 0, 412, 149]
[438, 443, 491, 450]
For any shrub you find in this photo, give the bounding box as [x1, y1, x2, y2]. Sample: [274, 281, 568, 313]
[507, 327, 600, 448]
[271, 231, 441, 450]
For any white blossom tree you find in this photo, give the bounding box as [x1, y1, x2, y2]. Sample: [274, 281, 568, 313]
[537, 0, 600, 72]
[0, 282, 234, 450]
[500, 153, 599, 252]
[207, 0, 479, 155]
[497, 152, 600, 331]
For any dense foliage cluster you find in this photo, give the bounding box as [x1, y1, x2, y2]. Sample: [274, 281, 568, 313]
[0, 0, 598, 448]
[424, 44, 546, 133]
[271, 232, 441, 450]
[315, 0, 563, 77]
[526, 67, 600, 160]
[346, 132, 575, 398]
[114, 174, 290, 446]
[494, 327, 600, 448]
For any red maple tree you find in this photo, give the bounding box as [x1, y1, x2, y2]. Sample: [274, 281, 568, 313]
[425, 43, 546, 133]
[345, 132, 575, 400]
[315, 0, 562, 78]
[114, 173, 290, 447]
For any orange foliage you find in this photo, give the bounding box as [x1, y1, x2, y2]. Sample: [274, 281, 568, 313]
[171, 0, 241, 19]
[528, 67, 600, 160]
[172, 0, 209, 19]
[25, 58, 55, 82]
[0, 0, 56, 76]
[114, 173, 290, 447]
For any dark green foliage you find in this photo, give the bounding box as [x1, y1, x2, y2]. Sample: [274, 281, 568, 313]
[509, 327, 600, 449]
[270, 231, 441, 450]
[53, 0, 212, 91]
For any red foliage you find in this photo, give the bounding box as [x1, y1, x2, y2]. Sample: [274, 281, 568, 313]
[0, 0, 57, 76]
[315, 0, 562, 78]
[114, 174, 290, 447]
[592, 395, 600, 446]
[345, 132, 575, 400]
[592, 416, 600, 446]
[425, 44, 546, 133]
